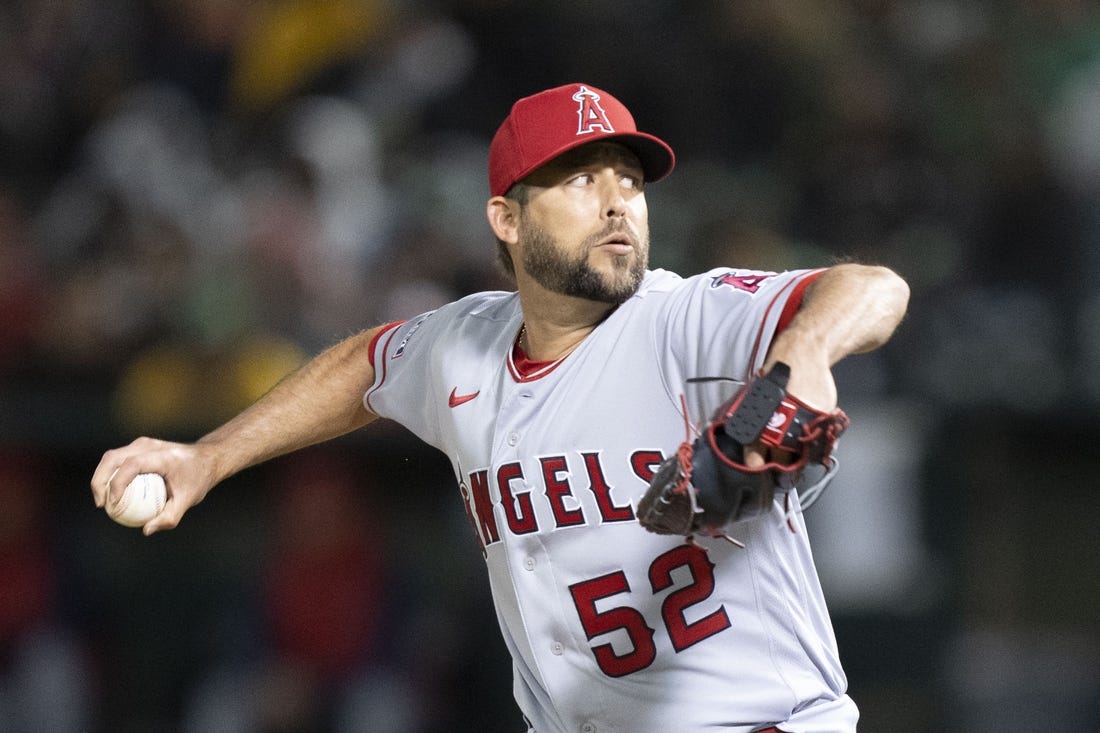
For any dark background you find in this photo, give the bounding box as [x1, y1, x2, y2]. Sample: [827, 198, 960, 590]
[2, 1, 1098, 731]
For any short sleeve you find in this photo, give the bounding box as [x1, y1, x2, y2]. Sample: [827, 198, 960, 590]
[652, 267, 824, 416]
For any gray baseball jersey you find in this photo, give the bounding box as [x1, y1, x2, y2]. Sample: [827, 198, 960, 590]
[364, 268, 856, 733]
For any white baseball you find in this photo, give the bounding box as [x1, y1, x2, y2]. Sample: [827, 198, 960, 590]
[108, 473, 167, 527]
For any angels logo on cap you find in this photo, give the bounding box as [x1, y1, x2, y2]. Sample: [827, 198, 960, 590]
[573, 86, 614, 135]
[489, 83, 675, 196]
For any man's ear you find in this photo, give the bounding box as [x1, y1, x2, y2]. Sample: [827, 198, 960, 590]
[487, 196, 520, 244]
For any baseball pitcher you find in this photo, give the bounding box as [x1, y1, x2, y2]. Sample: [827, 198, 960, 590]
[93, 83, 910, 732]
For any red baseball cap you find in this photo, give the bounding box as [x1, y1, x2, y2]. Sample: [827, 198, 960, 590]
[489, 83, 676, 197]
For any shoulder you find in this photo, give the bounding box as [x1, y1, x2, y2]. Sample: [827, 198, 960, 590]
[453, 289, 521, 322]
[377, 289, 519, 358]
[412, 289, 520, 330]
[633, 268, 683, 297]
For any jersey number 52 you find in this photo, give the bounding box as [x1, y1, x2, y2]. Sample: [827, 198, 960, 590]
[568, 543, 731, 677]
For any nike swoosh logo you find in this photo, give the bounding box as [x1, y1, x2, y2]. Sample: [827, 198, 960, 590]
[448, 388, 480, 408]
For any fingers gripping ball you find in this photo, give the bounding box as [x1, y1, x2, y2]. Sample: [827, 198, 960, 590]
[107, 473, 167, 527]
[637, 363, 849, 537]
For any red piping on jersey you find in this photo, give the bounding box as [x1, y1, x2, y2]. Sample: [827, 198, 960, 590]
[507, 341, 568, 382]
[364, 321, 404, 412]
[367, 320, 404, 370]
[775, 271, 822, 334]
[747, 269, 825, 368]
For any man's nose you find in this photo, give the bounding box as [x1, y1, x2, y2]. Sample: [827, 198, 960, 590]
[599, 174, 627, 219]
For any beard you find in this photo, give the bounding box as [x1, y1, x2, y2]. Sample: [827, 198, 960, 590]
[518, 218, 648, 305]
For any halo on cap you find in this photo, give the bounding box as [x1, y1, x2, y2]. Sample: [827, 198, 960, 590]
[489, 83, 676, 197]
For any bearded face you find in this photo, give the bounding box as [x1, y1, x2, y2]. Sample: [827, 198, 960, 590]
[517, 214, 649, 305]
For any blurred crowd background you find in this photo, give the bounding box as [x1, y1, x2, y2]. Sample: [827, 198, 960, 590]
[2, 0, 1099, 731]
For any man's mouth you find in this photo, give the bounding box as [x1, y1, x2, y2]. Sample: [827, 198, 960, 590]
[595, 231, 636, 255]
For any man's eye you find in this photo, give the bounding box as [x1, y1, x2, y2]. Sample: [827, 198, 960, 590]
[621, 175, 641, 190]
[568, 174, 593, 186]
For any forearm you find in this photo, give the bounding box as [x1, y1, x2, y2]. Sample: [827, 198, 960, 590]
[779, 263, 909, 363]
[92, 326, 385, 533]
[765, 264, 909, 407]
[197, 327, 382, 482]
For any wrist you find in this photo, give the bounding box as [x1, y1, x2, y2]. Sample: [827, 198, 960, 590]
[193, 436, 239, 487]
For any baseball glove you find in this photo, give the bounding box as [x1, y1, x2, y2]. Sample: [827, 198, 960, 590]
[637, 362, 849, 538]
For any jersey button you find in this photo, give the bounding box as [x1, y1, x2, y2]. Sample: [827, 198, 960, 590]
[523, 556, 536, 571]
[550, 641, 564, 656]
[507, 432, 519, 446]
[580, 723, 596, 733]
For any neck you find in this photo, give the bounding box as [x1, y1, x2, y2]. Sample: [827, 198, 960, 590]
[516, 287, 617, 362]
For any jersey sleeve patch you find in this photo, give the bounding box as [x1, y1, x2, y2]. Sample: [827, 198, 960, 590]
[709, 272, 776, 293]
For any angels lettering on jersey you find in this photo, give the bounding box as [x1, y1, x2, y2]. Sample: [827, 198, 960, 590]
[459, 449, 665, 554]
